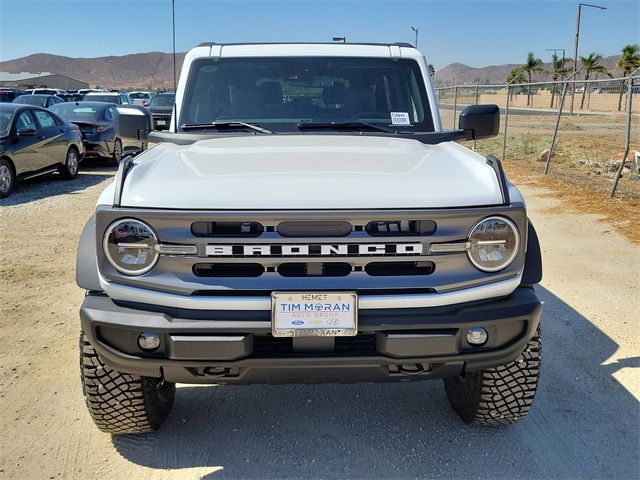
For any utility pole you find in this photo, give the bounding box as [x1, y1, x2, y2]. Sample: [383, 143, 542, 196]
[172, 0, 177, 92]
[411, 26, 419, 48]
[570, 3, 606, 114]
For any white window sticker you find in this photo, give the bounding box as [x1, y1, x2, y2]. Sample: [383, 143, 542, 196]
[390, 112, 411, 125]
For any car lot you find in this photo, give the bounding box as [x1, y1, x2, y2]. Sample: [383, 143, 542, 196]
[0, 164, 637, 479]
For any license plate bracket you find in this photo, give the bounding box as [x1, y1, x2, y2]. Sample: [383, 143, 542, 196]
[271, 292, 358, 337]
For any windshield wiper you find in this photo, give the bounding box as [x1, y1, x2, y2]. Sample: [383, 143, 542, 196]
[296, 121, 398, 134]
[180, 121, 273, 134]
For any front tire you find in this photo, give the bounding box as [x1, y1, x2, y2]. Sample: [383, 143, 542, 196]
[443, 327, 541, 426]
[59, 147, 80, 179]
[80, 331, 175, 434]
[0, 158, 14, 198]
[111, 138, 123, 166]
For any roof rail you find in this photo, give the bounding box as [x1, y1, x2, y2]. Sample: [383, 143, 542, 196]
[195, 41, 417, 48]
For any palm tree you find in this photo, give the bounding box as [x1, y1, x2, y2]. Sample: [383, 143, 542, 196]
[579, 53, 612, 109]
[616, 44, 640, 111]
[548, 53, 570, 108]
[506, 67, 526, 101]
[521, 52, 543, 106]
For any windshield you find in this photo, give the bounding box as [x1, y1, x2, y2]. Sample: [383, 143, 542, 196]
[0, 110, 13, 135]
[13, 95, 47, 107]
[130, 92, 150, 99]
[150, 94, 175, 107]
[180, 57, 434, 132]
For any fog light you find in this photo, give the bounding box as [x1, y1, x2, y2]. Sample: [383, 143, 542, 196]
[138, 332, 160, 351]
[467, 327, 488, 346]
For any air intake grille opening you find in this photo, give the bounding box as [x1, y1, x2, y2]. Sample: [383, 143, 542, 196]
[278, 263, 352, 277]
[366, 220, 436, 236]
[192, 221, 264, 237]
[193, 263, 264, 277]
[365, 261, 435, 276]
[277, 221, 352, 237]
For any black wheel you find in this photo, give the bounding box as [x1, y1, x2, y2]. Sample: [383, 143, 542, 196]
[443, 327, 541, 426]
[80, 331, 175, 434]
[59, 147, 80, 180]
[111, 138, 123, 166]
[0, 158, 14, 199]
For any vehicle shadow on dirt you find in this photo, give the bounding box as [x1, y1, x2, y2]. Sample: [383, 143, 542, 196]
[112, 286, 639, 479]
[0, 162, 115, 207]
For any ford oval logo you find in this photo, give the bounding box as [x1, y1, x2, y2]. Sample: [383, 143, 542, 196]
[292, 320, 304, 325]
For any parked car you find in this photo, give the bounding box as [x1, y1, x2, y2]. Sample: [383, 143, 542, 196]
[57, 93, 84, 102]
[13, 94, 64, 108]
[0, 103, 85, 198]
[32, 88, 66, 96]
[129, 91, 153, 107]
[82, 91, 131, 105]
[148, 91, 174, 130]
[0, 89, 25, 102]
[77, 42, 543, 434]
[50, 101, 122, 166]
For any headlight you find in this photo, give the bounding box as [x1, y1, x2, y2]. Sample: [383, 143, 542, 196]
[103, 219, 159, 275]
[467, 216, 519, 272]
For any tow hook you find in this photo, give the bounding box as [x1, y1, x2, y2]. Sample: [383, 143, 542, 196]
[391, 363, 429, 375]
[202, 366, 232, 378]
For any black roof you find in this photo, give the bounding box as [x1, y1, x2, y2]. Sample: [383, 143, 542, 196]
[196, 41, 415, 48]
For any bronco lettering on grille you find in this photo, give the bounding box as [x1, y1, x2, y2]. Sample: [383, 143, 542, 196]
[204, 243, 424, 257]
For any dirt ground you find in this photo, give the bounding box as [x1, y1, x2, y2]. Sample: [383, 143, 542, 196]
[0, 163, 638, 479]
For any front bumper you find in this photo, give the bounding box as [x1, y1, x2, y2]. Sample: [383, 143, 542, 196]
[80, 287, 542, 384]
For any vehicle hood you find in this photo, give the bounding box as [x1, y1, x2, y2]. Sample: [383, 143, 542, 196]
[149, 106, 172, 113]
[119, 135, 504, 209]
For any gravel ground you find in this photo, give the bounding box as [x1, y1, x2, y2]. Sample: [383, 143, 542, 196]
[0, 164, 638, 480]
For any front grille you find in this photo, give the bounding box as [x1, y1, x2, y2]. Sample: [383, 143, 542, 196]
[366, 220, 437, 236]
[193, 263, 264, 277]
[365, 261, 435, 276]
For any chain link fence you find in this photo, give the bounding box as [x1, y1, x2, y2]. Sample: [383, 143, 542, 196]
[435, 74, 640, 199]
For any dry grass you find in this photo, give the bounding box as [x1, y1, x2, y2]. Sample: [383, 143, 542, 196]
[503, 161, 640, 245]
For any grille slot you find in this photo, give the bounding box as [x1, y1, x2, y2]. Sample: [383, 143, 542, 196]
[193, 263, 264, 277]
[278, 263, 352, 277]
[365, 261, 435, 276]
[366, 220, 436, 236]
[192, 221, 264, 237]
[253, 334, 376, 355]
[277, 221, 352, 237]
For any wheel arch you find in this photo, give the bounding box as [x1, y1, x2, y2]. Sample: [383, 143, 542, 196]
[77, 215, 102, 291]
[520, 220, 543, 287]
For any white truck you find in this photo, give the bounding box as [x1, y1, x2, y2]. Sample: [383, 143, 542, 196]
[76, 42, 542, 434]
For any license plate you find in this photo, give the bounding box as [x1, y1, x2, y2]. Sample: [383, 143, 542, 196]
[157, 120, 167, 126]
[272, 292, 358, 337]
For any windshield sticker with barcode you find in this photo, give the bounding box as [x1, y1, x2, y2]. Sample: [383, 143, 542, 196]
[390, 112, 411, 125]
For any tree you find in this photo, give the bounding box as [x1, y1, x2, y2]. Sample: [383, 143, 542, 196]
[428, 64, 436, 77]
[548, 53, 570, 108]
[521, 52, 543, 106]
[506, 67, 526, 101]
[616, 44, 640, 111]
[579, 53, 612, 109]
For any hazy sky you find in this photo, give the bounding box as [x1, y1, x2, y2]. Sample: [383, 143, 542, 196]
[0, 0, 638, 68]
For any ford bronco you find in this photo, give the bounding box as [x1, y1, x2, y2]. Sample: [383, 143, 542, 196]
[77, 42, 542, 434]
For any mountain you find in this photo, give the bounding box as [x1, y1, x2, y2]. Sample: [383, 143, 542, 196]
[433, 56, 623, 85]
[0, 51, 624, 89]
[0, 52, 186, 90]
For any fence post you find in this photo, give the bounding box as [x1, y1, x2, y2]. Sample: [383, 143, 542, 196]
[502, 85, 511, 161]
[610, 69, 640, 197]
[545, 68, 582, 175]
[452, 86, 458, 130]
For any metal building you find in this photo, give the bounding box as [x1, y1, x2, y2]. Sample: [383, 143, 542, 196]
[0, 72, 89, 90]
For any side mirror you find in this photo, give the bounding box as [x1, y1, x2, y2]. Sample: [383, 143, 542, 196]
[459, 104, 500, 140]
[114, 105, 152, 151]
[17, 127, 37, 136]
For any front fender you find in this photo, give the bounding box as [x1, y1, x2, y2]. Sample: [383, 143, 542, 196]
[521, 220, 543, 287]
[77, 216, 101, 291]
